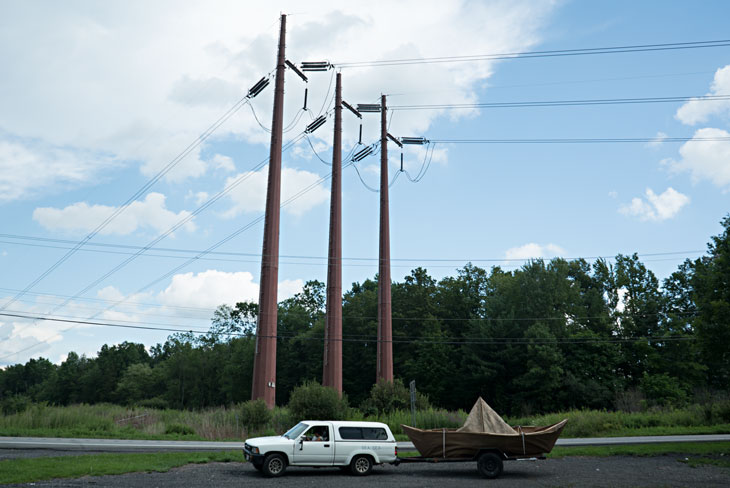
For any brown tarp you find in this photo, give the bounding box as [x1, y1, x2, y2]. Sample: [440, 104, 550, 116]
[456, 397, 517, 435]
[402, 397, 568, 458]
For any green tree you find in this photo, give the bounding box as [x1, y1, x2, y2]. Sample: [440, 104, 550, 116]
[691, 215, 730, 388]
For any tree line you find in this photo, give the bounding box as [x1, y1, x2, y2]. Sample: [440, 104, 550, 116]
[2, 216, 730, 415]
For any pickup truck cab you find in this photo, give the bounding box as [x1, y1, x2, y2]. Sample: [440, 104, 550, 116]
[243, 420, 397, 477]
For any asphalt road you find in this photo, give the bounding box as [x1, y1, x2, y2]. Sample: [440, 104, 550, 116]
[1, 434, 729, 452]
[3, 455, 729, 487]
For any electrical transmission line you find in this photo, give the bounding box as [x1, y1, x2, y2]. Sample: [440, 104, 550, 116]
[389, 94, 730, 111]
[335, 39, 730, 68]
[0, 311, 699, 349]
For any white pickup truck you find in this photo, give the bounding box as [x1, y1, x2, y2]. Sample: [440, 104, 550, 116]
[243, 420, 398, 477]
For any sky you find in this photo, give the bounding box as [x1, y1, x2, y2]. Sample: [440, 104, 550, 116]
[1, 0, 729, 367]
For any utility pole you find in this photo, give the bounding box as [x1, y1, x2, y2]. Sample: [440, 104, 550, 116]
[323, 72, 343, 394]
[252, 13, 286, 408]
[377, 94, 394, 382]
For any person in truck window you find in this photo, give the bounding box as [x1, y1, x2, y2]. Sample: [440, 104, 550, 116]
[312, 427, 327, 441]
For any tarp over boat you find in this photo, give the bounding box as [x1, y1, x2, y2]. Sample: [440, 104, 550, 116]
[402, 397, 568, 458]
[456, 397, 517, 435]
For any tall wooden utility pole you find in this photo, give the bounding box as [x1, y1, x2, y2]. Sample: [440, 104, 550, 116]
[323, 73, 343, 394]
[252, 13, 286, 408]
[377, 94, 393, 382]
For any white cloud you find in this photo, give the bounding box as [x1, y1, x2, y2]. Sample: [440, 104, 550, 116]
[223, 166, 329, 217]
[0, 138, 115, 202]
[187, 190, 210, 205]
[211, 154, 235, 172]
[676, 65, 730, 125]
[33, 192, 196, 235]
[158, 270, 259, 309]
[0, 1, 556, 200]
[504, 243, 566, 261]
[157, 269, 303, 309]
[647, 131, 667, 148]
[619, 187, 690, 221]
[279, 279, 305, 299]
[667, 128, 730, 188]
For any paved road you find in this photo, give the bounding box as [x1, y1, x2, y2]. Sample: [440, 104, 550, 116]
[4, 455, 729, 487]
[1, 434, 729, 452]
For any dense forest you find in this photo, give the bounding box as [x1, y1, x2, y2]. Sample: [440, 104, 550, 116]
[2, 216, 730, 416]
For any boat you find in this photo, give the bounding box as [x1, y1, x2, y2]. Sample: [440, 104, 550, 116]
[401, 397, 568, 458]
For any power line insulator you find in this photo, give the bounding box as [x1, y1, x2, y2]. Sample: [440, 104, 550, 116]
[387, 133, 403, 148]
[248, 77, 270, 98]
[353, 146, 373, 162]
[401, 137, 429, 145]
[305, 115, 327, 134]
[357, 103, 381, 113]
[342, 100, 362, 119]
[285, 60, 308, 82]
[301, 61, 331, 71]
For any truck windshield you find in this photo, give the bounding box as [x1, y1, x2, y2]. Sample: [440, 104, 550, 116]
[283, 422, 309, 439]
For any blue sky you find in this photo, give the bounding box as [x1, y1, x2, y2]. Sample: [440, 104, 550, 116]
[1, 0, 729, 366]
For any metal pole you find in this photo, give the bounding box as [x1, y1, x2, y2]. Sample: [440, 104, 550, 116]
[252, 13, 286, 408]
[323, 72, 343, 394]
[377, 94, 393, 382]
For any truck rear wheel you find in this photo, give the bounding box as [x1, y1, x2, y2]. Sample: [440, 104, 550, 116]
[262, 453, 287, 477]
[350, 454, 373, 476]
[477, 452, 503, 479]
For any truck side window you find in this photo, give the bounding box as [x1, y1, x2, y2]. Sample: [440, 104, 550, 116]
[304, 425, 329, 441]
[339, 427, 387, 440]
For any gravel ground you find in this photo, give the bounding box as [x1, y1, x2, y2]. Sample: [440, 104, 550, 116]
[4, 455, 729, 487]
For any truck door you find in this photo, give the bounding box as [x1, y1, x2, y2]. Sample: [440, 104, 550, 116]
[292, 424, 335, 466]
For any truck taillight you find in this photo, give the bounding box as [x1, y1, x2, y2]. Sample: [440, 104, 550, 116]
[395, 445, 398, 456]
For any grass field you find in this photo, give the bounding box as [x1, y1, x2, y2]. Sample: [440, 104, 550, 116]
[0, 451, 244, 485]
[1, 402, 729, 442]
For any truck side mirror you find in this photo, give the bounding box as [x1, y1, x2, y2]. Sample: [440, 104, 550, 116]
[298, 438, 304, 450]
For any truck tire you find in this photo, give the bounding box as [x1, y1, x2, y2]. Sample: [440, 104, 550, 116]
[262, 453, 287, 477]
[350, 454, 373, 476]
[477, 452, 503, 479]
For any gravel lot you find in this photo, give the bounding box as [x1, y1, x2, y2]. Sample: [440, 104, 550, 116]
[4, 454, 728, 487]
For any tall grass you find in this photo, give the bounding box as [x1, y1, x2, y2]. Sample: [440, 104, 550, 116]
[2, 401, 729, 441]
[507, 401, 730, 438]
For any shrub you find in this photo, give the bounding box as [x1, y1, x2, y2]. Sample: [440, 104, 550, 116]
[136, 397, 168, 410]
[640, 373, 689, 407]
[360, 378, 430, 415]
[287, 381, 348, 420]
[164, 423, 195, 436]
[0, 394, 31, 415]
[240, 399, 271, 432]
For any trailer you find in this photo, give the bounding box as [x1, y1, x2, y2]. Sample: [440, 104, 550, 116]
[395, 451, 547, 479]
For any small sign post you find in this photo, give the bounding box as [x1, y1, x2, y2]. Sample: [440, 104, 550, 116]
[409, 380, 417, 427]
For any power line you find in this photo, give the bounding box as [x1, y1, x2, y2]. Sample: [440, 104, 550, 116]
[0, 311, 697, 352]
[0, 94, 255, 313]
[1, 148, 342, 359]
[390, 94, 730, 111]
[0, 234, 705, 263]
[336, 39, 730, 68]
[2, 125, 315, 350]
[428, 136, 730, 144]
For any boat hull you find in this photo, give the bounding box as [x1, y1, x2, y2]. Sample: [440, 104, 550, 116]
[402, 419, 568, 458]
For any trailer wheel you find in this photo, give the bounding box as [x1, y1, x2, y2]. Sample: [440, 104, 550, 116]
[477, 452, 503, 479]
[350, 454, 373, 476]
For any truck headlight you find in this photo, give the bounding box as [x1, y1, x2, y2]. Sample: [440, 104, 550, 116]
[251, 447, 260, 454]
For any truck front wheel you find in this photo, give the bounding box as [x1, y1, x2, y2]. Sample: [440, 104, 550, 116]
[350, 454, 373, 476]
[262, 453, 287, 477]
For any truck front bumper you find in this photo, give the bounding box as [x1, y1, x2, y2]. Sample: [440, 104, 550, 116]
[243, 445, 265, 466]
